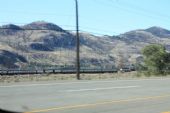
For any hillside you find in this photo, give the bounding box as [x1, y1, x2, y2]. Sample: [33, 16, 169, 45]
[0, 21, 170, 69]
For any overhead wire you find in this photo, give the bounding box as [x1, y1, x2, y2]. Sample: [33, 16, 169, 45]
[92, 0, 170, 25]
[108, 0, 170, 21]
[113, 0, 170, 20]
[0, 22, 118, 36]
[1, 0, 170, 35]
[0, 27, 76, 32]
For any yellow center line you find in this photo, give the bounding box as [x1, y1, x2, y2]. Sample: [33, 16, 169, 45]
[25, 94, 170, 113]
[162, 112, 170, 113]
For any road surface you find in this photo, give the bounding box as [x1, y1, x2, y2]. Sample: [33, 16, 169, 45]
[0, 78, 170, 113]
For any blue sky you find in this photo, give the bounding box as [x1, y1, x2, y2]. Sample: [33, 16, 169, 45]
[0, 0, 170, 35]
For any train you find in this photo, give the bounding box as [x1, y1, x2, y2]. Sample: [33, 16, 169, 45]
[0, 68, 118, 76]
[0, 65, 137, 76]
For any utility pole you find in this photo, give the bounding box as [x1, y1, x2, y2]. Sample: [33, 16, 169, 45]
[75, 0, 80, 80]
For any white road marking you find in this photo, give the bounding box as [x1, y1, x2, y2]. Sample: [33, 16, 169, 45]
[0, 77, 169, 88]
[65, 86, 140, 92]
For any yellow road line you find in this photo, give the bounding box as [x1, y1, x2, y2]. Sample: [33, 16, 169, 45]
[25, 94, 170, 113]
[162, 112, 170, 113]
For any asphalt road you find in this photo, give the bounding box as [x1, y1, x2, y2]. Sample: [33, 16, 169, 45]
[0, 78, 170, 113]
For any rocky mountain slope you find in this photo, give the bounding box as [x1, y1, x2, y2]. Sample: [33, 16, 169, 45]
[0, 21, 170, 69]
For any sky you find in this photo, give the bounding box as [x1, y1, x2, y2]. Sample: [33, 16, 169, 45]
[0, 0, 170, 35]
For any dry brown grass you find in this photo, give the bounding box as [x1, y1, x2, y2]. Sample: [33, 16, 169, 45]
[0, 72, 170, 83]
[0, 74, 76, 83]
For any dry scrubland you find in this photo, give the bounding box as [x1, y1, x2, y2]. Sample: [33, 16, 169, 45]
[0, 72, 170, 83]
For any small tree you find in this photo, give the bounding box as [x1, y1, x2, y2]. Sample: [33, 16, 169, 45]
[164, 52, 170, 73]
[142, 44, 168, 75]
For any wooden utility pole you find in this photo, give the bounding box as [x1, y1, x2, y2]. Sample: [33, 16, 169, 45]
[75, 0, 80, 80]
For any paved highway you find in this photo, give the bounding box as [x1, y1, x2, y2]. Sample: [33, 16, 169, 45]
[0, 78, 170, 113]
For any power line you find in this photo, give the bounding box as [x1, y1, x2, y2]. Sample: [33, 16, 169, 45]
[0, 27, 110, 36]
[109, 0, 170, 21]
[0, 22, 118, 35]
[0, 22, 77, 30]
[80, 30, 113, 36]
[113, 0, 170, 20]
[0, 27, 76, 32]
[92, 0, 170, 24]
[0, 26, 115, 36]
[80, 26, 119, 35]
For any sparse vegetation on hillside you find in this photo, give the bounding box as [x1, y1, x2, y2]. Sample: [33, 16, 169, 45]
[0, 22, 170, 69]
